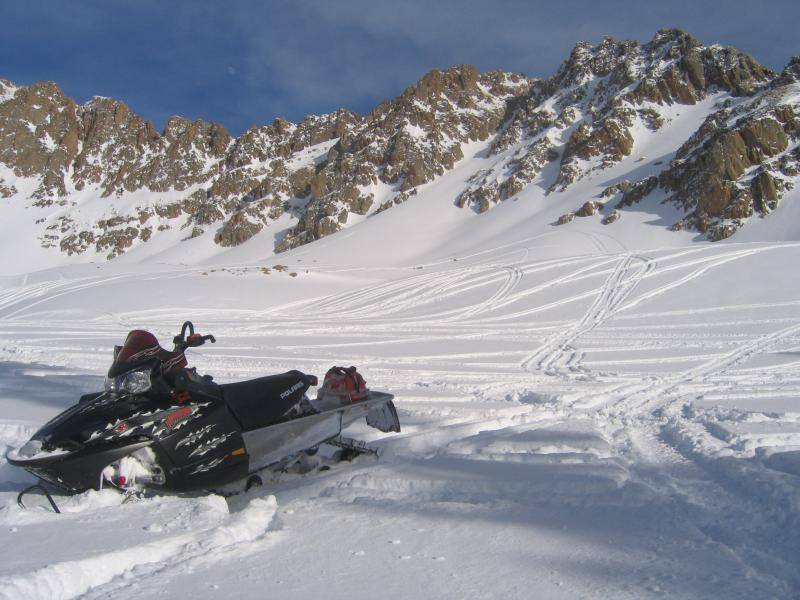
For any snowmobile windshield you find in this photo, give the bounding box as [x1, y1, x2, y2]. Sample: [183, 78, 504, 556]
[108, 329, 186, 379]
[107, 329, 174, 380]
[111, 330, 161, 370]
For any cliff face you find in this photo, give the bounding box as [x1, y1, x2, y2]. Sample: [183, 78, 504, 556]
[1, 30, 798, 262]
[455, 30, 799, 241]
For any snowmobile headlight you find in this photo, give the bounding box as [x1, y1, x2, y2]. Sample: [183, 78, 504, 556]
[105, 368, 152, 395]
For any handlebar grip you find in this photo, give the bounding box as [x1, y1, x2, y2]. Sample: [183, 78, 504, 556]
[185, 333, 215, 347]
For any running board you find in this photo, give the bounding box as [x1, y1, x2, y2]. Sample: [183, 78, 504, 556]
[242, 391, 396, 471]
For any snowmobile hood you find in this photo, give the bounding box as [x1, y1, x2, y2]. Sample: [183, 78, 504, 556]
[31, 392, 147, 453]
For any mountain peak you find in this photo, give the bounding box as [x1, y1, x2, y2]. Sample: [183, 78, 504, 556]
[411, 64, 481, 99]
[650, 27, 700, 50]
[777, 56, 800, 84]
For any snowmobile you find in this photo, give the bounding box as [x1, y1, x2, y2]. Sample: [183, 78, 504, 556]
[7, 322, 400, 509]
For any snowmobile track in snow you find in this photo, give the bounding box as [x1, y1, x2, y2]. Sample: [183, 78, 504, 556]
[520, 253, 653, 374]
[3, 242, 800, 598]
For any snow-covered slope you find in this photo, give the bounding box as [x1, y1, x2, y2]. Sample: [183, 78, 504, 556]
[2, 171, 800, 598]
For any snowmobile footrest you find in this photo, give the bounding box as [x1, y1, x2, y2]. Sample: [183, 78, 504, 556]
[18, 483, 61, 514]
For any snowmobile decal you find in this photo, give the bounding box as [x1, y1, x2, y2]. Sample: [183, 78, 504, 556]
[86, 404, 211, 443]
[150, 403, 209, 438]
[126, 346, 161, 362]
[188, 455, 226, 475]
[163, 407, 192, 430]
[280, 381, 305, 399]
[175, 424, 216, 449]
[172, 391, 192, 404]
[187, 432, 236, 459]
[75, 391, 117, 413]
[163, 353, 187, 371]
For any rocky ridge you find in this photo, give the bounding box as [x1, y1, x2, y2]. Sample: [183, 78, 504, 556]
[459, 30, 799, 239]
[0, 67, 532, 258]
[1, 29, 799, 261]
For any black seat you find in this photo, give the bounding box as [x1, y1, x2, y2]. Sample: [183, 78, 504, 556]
[221, 370, 310, 431]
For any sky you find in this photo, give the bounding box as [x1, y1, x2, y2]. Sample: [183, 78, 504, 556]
[3, 0, 799, 135]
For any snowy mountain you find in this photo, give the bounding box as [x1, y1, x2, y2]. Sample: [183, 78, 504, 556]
[1, 28, 800, 600]
[1, 29, 798, 274]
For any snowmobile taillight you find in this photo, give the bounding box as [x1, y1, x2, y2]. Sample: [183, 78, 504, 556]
[115, 476, 127, 486]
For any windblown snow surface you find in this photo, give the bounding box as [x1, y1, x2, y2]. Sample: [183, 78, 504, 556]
[2, 130, 800, 599]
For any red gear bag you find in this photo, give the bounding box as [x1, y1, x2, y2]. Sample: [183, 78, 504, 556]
[319, 366, 368, 402]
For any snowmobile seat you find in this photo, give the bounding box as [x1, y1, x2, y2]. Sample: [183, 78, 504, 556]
[221, 370, 311, 431]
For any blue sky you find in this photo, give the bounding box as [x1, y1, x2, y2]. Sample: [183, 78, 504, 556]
[3, 0, 798, 135]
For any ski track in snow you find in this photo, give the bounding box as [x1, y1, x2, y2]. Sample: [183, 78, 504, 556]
[2, 241, 800, 598]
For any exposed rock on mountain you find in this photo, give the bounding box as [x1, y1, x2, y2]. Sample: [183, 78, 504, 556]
[0, 29, 799, 262]
[456, 29, 776, 212]
[275, 65, 532, 250]
[620, 57, 799, 239]
[575, 200, 604, 217]
[0, 67, 532, 258]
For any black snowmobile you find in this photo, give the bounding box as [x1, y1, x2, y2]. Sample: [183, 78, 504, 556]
[7, 322, 399, 508]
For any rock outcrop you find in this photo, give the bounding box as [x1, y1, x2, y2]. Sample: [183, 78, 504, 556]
[455, 29, 777, 214]
[610, 57, 799, 239]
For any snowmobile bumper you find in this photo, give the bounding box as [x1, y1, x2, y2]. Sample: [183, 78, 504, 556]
[6, 440, 153, 492]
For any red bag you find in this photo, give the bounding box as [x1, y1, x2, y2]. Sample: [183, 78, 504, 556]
[319, 366, 368, 402]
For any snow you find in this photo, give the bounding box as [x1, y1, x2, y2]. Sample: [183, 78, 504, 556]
[285, 138, 339, 171]
[0, 494, 277, 600]
[0, 82, 18, 104]
[2, 93, 800, 598]
[403, 122, 427, 139]
[39, 133, 57, 152]
[2, 208, 800, 598]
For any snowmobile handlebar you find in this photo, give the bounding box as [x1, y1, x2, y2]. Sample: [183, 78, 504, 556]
[173, 321, 215, 351]
[186, 333, 216, 348]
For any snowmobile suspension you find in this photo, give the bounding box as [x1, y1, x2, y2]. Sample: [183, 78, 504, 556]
[326, 435, 380, 458]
